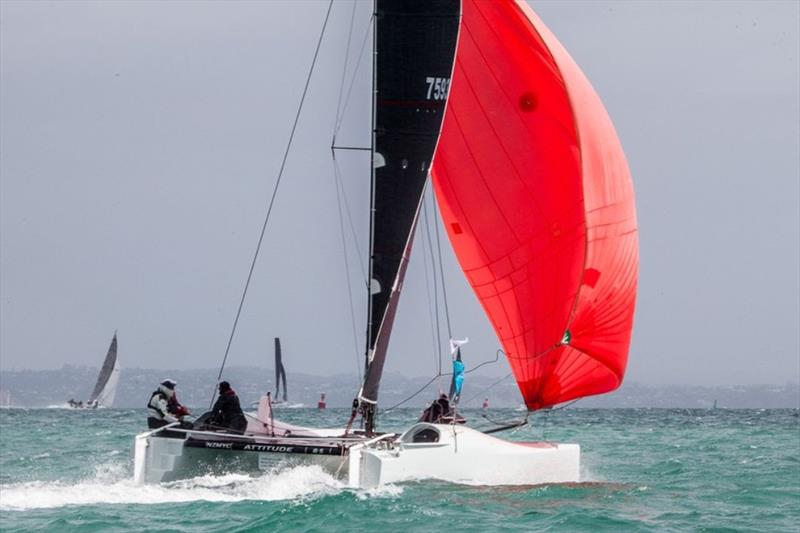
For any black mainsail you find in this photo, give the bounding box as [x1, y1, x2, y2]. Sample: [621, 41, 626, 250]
[88, 333, 119, 407]
[274, 337, 287, 402]
[358, 0, 460, 429]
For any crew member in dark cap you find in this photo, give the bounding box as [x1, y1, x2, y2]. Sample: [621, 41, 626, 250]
[210, 381, 247, 434]
[147, 379, 190, 429]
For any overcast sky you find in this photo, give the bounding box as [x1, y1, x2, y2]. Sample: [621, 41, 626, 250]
[1, 1, 798, 389]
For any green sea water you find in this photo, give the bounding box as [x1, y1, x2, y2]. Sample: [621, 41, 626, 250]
[1, 408, 798, 532]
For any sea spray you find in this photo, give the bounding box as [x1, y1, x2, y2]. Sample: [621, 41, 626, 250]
[0, 464, 346, 511]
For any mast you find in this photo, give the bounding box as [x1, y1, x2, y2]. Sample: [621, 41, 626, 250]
[364, 0, 378, 379]
[357, 0, 461, 433]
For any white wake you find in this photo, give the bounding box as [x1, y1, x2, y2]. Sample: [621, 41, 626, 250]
[0, 462, 399, 511]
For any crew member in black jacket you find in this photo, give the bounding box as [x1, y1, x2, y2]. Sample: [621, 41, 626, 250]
[210, 381, 247, 434]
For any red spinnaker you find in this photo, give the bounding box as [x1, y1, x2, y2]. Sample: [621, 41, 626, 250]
[432, 0, 639, 410]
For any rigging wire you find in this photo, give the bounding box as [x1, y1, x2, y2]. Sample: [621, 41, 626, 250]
[210, 0, 335, 407]
[431, 196, 453, 340]
[422, 196, 443, 377]
[462, 370, 512, 406]
[332, 157, 363, 383]
[382, 375, 441, 412]
[334, 14, 375, 138]
[419, 202, 441, 378]
[383, 350, 504, 412]
[332, 158, 367, 283]
[333, 0, 358, 133]
[465, 348, 503, 374]
[329, 1, 367, 285]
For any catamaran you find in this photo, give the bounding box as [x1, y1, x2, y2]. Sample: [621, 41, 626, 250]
[134, 0, 638, 487]
[68, 332, 120, 409]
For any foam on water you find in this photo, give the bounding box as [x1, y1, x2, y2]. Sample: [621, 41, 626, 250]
[0, 462, 352, 511]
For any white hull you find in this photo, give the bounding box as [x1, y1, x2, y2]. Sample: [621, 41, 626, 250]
[134, 395, 362, 484]
[348, 423, 579, 487]
[133, 430, 351, 484]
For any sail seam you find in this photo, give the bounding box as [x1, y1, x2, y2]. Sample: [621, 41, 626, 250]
[513, 1, 590, 398]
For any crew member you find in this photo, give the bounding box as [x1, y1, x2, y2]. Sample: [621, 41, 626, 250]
[147, 379, 189, 429]
[419, 393, 451, 423]
[210, 381, 247, 434]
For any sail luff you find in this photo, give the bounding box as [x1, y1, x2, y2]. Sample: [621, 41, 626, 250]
[88, 333, 118, 405]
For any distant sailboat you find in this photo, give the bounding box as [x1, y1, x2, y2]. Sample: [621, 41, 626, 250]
[69, 332, 120, 409]
[268, 337, 303, 409]
[273, 337, 287, 405]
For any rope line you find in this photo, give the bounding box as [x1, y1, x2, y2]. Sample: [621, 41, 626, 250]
[462, 370, 512, 406]
[383, 350, 504, 412]
[422, 197, 444, 377]
[420, 203, 441, 377]
[431, 197, 453, 340]
[382, 375, 440, 412]
[211, 0, 335, 407]
[466, 348, 503, 374]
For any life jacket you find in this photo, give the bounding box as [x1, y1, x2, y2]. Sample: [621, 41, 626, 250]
[147, 385, 174, 420]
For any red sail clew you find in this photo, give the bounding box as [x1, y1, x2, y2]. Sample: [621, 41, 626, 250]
[432, 0, 639, 410]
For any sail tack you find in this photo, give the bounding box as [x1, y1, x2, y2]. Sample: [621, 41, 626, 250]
[432, 0, 639, 410]
[359, 0, 461, 404]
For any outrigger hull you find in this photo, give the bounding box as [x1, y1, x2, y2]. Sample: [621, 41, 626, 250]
[134, 397, 368, 484]
[350, 423, 579, 487]
[133, 430, 353, 484]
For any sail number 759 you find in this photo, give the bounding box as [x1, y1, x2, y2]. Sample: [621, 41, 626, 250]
[426, 77, 451, 100]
